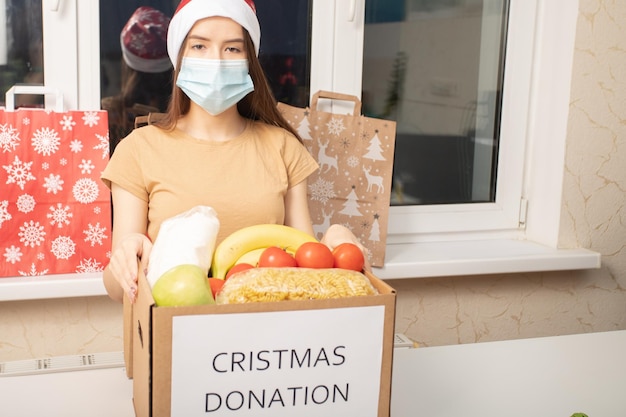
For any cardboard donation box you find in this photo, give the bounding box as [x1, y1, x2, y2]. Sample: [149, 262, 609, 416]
[125, 271, 396, 417]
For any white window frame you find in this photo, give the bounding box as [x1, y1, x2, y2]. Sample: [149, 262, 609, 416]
[313, 0, 532, 240]
[42, 0, 100, 111]
[309, 0, 600, 280]
[0, 0, 599, 301]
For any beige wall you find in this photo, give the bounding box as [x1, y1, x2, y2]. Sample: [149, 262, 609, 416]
[0, 296, 122, 360]
[1, 0, 624, 361]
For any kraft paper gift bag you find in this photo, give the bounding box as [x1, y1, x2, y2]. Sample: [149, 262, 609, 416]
[278, 91, 397, 266]
[0, 86, 111, 277]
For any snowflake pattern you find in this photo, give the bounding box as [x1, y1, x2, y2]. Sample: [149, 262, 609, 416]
[73, 178, 99, 203]
[347, 155, 360, 168]
[16, 194, 36, 213]
[2, 108, 111, 277]
[18, 263, 49, 277]
[84, 222, 107, 247]
[0, 200, 12, 228]
[79, 159, 95, 174]
[43, 173, 64, 194]
[326, 117, 346, 136]
[47, 203, 73, 228]
[93, 133, 110, 160]
[0, 123, 20, 152]
[70, 139, 83, 153]
[76, 258, 104, 273]
[82, 111, 101, 127]
[51, 236, 76, 260]
[32, 127, 60, 156]
[4, 245, 22, 264]
[60, 115, 76, 131]
[308, 177, 336, 204]
[3, 155, 36, 190]
[19, 220, 46, 248]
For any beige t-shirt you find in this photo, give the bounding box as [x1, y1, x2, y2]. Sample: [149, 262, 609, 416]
[101, 120, 318, 244]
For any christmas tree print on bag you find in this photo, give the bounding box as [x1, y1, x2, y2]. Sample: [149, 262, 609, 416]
[278, 91, 396, 267]
[0, 88, 111, 277]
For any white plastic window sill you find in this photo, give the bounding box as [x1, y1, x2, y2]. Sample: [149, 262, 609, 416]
[0, 272, 105, 302]
[0, 239, 601, 302]
[373, 239, 601, 279]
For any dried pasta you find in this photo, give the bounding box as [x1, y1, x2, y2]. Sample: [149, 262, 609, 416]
[216, 267, 378, 304]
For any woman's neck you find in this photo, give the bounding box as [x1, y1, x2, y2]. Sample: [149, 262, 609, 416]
[177, 104, 247, 142]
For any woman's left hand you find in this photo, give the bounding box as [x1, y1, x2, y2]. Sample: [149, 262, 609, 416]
[320, 224, 371, 271]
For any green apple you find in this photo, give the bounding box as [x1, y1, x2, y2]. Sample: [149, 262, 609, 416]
[152, 264, 215, 307]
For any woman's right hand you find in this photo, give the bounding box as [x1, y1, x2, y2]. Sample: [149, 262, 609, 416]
[106, 232, 153, 302]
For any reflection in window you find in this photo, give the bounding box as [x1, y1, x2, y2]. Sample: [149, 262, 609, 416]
[0, 0, 43, 107]
[100, 1, 177, 154]
[363, 0, 508, 206]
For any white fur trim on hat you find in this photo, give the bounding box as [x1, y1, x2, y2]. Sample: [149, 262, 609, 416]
[122, 50, 172, 73]
[167, 0, 261, 69]
[121, 6, 172, 73]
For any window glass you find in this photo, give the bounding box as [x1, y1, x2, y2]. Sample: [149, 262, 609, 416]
[0, 0, 44, 107]
[256, 0, 311, 108]
[363, 0, 508, 206]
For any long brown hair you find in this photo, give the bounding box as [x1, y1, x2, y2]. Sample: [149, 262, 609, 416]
[156, 27, 302, 142]
[121, 63, 172, 112]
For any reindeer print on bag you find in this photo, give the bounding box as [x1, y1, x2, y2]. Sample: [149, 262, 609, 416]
[363, 166, 384, 193]
[317, 138, 338, 174]
[312, 208, 334, 241]
[278, 91, 396, 267]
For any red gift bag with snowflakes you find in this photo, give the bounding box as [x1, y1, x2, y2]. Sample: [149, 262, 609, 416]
[0, 105, 111, 277]
[278, 91, 396, 267]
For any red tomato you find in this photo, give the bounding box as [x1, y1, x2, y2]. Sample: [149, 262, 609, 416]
[207, 277, 225, 298]
[295, 242, 334, 268]
[258, 246, 297, 268]
[225, 263, 254, 280]
[332, 243, 365, 271]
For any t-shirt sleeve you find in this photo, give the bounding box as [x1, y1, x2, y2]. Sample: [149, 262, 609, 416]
[100, 131, 149, 202]
[282, 131, 319, 188]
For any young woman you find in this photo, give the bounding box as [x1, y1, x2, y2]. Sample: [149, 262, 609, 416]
[101, 0, 365, 303]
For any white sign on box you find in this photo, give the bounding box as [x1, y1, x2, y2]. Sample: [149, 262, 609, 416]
[170, 305, 386, 417]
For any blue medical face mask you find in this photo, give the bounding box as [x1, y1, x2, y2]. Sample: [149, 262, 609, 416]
[176, 57, 255, 116]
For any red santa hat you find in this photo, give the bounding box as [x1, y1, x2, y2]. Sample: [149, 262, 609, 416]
[120, 6, 172, 73]
[167, 0, 260, 68]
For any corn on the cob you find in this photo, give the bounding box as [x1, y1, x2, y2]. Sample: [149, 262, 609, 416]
[216, 267, 377, 304]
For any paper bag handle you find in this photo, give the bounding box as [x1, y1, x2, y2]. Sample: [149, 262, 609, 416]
[311, 90, 362, 116]
[5, 85, 64, 112]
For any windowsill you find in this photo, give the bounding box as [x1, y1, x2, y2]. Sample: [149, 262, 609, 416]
[0, 272, 106, 302]
[373, 239, 601, 279]
[0, 239, 601, 302]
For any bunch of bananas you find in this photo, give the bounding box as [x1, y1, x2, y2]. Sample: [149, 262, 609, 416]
[210, 224, 317, 279]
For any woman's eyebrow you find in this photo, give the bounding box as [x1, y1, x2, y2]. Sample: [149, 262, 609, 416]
[187, 34, 245, 44]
